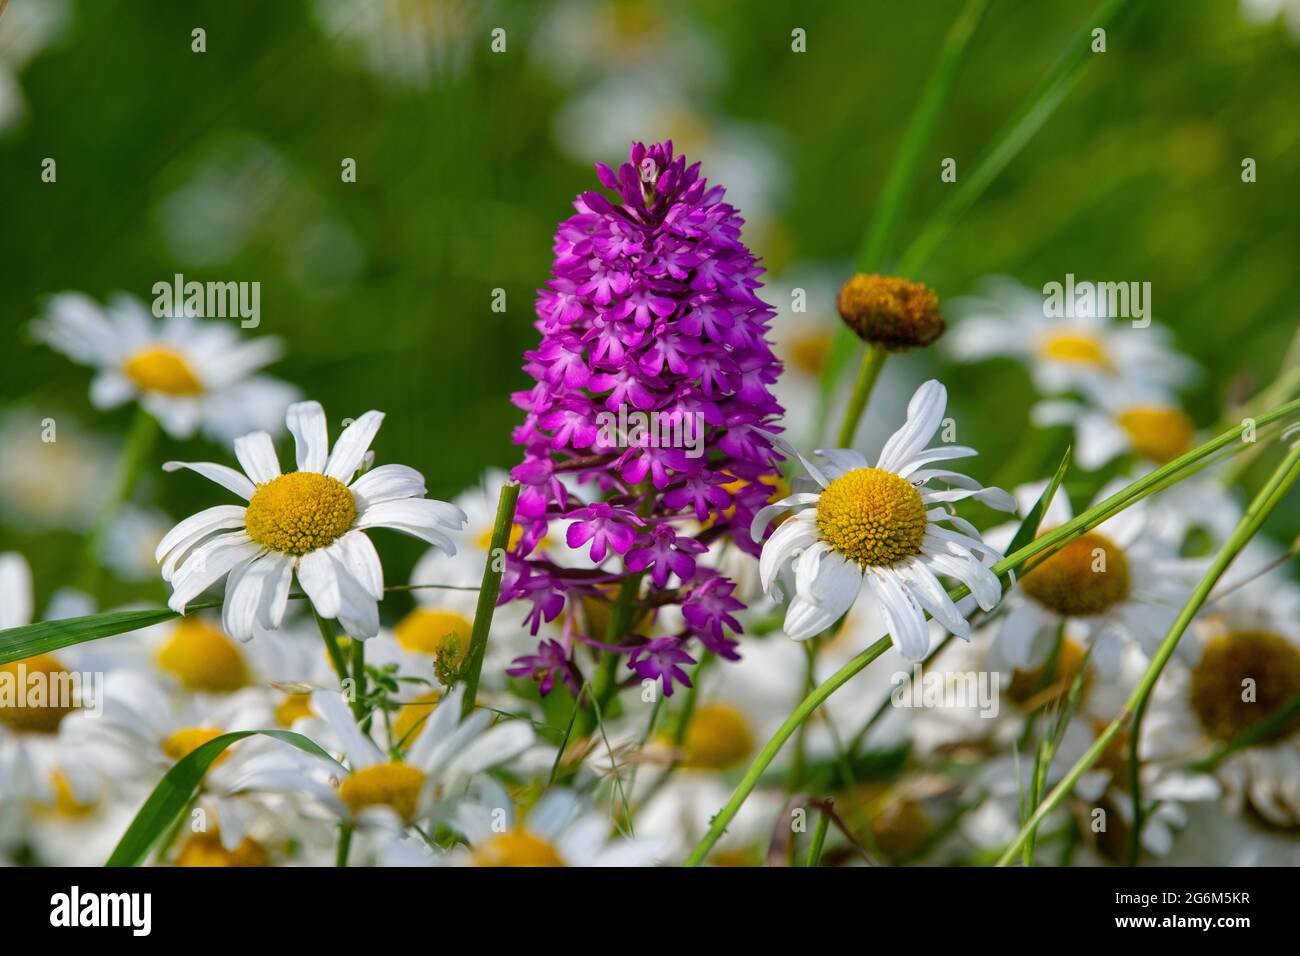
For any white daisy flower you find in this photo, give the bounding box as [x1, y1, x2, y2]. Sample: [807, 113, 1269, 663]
[450, 786, 665, 866]
[1141, 559, 1300, 829]
[288, 685, 533, 851]
[987, 480, 1205, 679]
[947, 276, 1197, 396]
[752, 380, 1014, 657]
[32, 292, 300, 441]
[1032, 381, 1197, 471]
[157, 400, 467, 641]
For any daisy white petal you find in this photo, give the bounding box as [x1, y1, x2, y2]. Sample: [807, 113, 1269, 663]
[234, 431, 281, 485]
[163, 460, 257, 500]
[167, 533, 261, 612]
[325, 410, 385, 482]
[286, 400, 329, 473]
[349, 463, 428, 507]
[876, 379, 946, 473]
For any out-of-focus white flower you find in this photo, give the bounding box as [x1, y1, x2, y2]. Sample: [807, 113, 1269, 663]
[311, 0, 482, 89]
[1240, 0, 1300, 39]
[1032, 381, 1198, 471]
[450, 786, 665, 866]
[0, 409, 113, 531]
[0, 0, 71, 131]
[986, 480, 1205, 679]
[32, 292, 299, 441]
[947, 276, 1197, 397]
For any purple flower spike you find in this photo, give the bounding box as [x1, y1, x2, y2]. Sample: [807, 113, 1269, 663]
[504, 140, 787, 689]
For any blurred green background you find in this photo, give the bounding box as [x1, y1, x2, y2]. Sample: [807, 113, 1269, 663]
[2, 0, 1298, 615]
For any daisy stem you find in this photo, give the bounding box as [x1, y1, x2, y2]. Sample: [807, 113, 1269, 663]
[335, 825, 352, 868]
[351, 637, 369, 731]
[805, 810, 831, 868]
[684, 398, 1300, 867]
[836, 344, 888, 448]
[995, 440, 1300, 867]
[76, 407, 159, 591]
[789, 637, 821, 790]
[460, 481, 520, 720]
[314, 610, 354, 710]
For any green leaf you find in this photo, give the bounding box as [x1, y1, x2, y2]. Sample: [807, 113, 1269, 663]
[106, 729, 344, 867]
[1006, 446, 1072, 557]
[0, 607, 181, 666]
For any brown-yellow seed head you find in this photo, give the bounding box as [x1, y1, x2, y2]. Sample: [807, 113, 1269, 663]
[836, 274, 944, 351]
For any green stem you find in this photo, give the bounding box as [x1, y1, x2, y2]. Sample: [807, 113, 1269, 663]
[460, 481, 520, 719]
[788, 640, 818, 790]
[684, 635, 893, 867]
[314, 610, 352, 703]
[836, 344, 888, 449]
[350, 636, 369, 730]
[805, 810, 832, 868]
[335, 824, 352, 867]
[995, 441, 1300, 866]
[684, 398, 1300, 867]
[77, 407, 159, 591]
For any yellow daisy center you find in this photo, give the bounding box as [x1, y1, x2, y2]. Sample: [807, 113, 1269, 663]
[1117, 405, 1195, 464]
[476, 522, 525, 552]
[161, 727, 229, 764]
[1189, 630, 1300, 743]
[472, 829, 567, 867]
[392, 690, 442, 746]
[0, 654, 78, 733]
[395, 608, 472, 662]
[1038, 331, 1109, 367]
[338, 762, 426, 822]
[245, 472, 357, 555]
[680, 703, 754, 770]
[275, 692, 315, 727]
[43, 771, 98, 818]
[123, 345, 204, 395]
[174, 830, 269, 867]
[816, 467, 927, 566]
[1007, 638, 1094, 709]
[1019, 531, 1130, 617]
[788, 332, 831, 377]
[156, 617, 249, 692]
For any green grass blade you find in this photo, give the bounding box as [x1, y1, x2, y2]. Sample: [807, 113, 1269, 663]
[106, 729, 344, 867]
[896, 0, 1135, 276]
[818, 0, 991, 428]
[0, 608, 182, 665]
[1006, 446, 1072, 556]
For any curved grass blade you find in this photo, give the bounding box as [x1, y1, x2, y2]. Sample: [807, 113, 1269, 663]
[106, 729, 344, 867]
